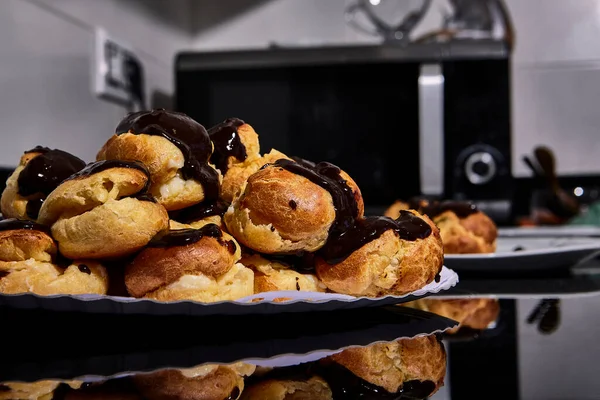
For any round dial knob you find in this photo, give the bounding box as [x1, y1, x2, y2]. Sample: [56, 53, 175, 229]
[464, 152, 496, 185]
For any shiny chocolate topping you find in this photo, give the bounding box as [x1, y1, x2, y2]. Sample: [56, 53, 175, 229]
[320, 212, 432, 264]
[23, 145, 51, 154]
[66, 160, 155, 202]
[409, 198, 478, 218]
[169, 199, 229, 224]
[318, 362, 436, 400]
[115, 109, 220, 202]
[0, 218, 51, 234]
[208, 117, 247, 174]
[225, 387, 240, 400]
[17, 148, 86, 219]
[271, 159, 432, 264]
[147, 224, 237, 255]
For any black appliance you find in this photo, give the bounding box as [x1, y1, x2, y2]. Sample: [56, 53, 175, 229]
[176, 41, 512, 218]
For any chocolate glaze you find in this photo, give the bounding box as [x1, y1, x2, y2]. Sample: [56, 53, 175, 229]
[318, 362, 436, 400]
[78, 264, 91, 274]
[320, 212, 432, 264]
[254, 251, 316, 273]
[116, 109, 220, 202]
[225, 386, 240, 400]
[289, 199, 297, 210]
[0, 384, 9, 392]
[24, 145, 51, 154]
[208, 117, 247, 174]
[271, 159, 432, 264]
[148, 224, 223, 248]
[296, 277, 301, 290]
[409, 198, 478, 218]
[169, 199, 229, 223]
[66, 160, 156, 202]
[0, 218, 51, 234]
[17, 149, 86, 219]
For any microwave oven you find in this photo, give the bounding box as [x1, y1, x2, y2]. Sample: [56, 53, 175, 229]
[176, 41, 513, 218]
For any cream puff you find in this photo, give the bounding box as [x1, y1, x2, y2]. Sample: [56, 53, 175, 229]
[37, 160, 169, 259]
[0, 146, 85, 220]
[315, 210, 444, 297]
[224, 158, 364, 254]
[124, 224, 253, 302]
[133, 363, 255, 400]
[240, 253, 326, 294]
[321, 336, 446, 399]
[385, 199, 497, 254]
[0, 219, 108, 295]
[97, 109, 220, 211]
[406, 298, 500, 333]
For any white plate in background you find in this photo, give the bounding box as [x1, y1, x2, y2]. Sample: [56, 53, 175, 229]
[498, 225, 600, 238]
[444, 237, 600, 272]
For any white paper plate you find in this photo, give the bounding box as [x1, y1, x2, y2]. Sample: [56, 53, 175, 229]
[498, 225, 600, 238]
[0, 266, 458, 316]
[444, 237, 600, 272]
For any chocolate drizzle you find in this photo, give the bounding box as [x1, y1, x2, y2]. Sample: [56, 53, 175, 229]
[409, 198, 478, 218]
[66, 160, 155, 202]
[208, 117, 247, 174]
[225, 386, 240, 400]
[116, 109, 219, 202]
[78, 264, 91, 274]
[0, 218, 51, 234]
[148, 224, 223, 248]
[318, 362, 436, 399]
[17, 148, 86, 219]
[169, 199, 229, 224]
[271, 159, 432, 264]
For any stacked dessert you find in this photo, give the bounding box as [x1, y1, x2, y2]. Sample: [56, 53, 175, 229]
[0, 109, 444, 301]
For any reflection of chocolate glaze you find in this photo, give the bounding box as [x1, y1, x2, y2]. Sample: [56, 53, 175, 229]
[318, 362, 436, 400]
[0, 218, 51, 234]
[66, 160, 155, 202]
[225, 386, 240, 400]
[78, 264, 91, 274]
[409, 199, 478, 218]
[208, 117, 247, 175]
[320, 212, 432, 265]
[148, 224, 223, 248]
[169, 199, 229, 223]
[17, 149, 86, 219]
[116, 109, 220, 202]
[289, 200, 297, 210]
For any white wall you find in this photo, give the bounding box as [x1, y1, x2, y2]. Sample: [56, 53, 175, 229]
[189, 0, 600, 178]
[0, 0, 192, 167]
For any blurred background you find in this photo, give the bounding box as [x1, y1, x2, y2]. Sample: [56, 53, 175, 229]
[1, 1, 600, 398]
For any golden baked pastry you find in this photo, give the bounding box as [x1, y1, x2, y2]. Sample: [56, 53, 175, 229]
[224, 159, 364, 254]
[0, 219, 108, 295]
[315, 210, 444, 297]
[133, 363, 255, 400]
[323, 336, 446, 398]
[97, 109, 221, 211]
[241, 375, 332, 400]
[406, 298, 500, 333]
[0, 380, 82, 400]
[240, 253, 326, 294]
[125, 224, 253, 302]
[38, 160, 169, 259]
[0, 146, 85, 220]
[385, 199, 497, 254]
